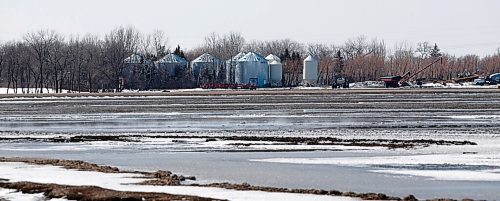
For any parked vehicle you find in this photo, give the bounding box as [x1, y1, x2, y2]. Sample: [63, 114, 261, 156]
[487, 73, 500, 85]
[474, 77, 486, 85]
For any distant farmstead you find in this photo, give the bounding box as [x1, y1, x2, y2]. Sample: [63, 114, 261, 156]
[120, 51, 291, 89]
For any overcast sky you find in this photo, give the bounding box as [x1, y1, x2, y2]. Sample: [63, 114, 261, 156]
[1, 0, 499, 56]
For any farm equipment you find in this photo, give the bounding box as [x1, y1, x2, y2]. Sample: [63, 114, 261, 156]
[381, 57, 442, 88]
[332, 76, 349, 88]
[331, 50, 350, 89]
[453, 74, 480, 83]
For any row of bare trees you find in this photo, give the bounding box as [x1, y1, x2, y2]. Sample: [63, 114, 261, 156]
[0, 27, 173, 93]
[1, 28, 500, 93]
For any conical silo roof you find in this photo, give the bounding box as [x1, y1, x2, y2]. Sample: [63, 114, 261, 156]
[124, 53, 143, 64]
[227, 52, 247, 62]
[158, 53, 187, 64]
[265, 54, 281, 63]
[304, 55, 317, 61]
[192, 53, 221, 63]
[238, 52, 267, 63]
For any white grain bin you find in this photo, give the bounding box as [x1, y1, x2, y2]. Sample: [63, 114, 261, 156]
[236, 52, 269, 87]
[157, 53, 188, 77]
[303, 55, 318, 86]
[191, 53, 222, 81]
[269, 60, 283, 87]
[226, 52, 246, 83]
[265, 54, 281, 63]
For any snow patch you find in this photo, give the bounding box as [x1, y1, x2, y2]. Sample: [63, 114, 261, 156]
[0, 162, 357, 201]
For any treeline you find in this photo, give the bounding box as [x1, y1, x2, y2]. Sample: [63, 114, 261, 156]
[1, 26, 500, 93]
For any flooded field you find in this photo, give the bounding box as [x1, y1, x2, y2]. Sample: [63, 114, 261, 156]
[1, 89, 500, 200]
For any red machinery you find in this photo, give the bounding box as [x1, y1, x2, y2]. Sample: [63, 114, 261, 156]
[381, 57, 442, 88]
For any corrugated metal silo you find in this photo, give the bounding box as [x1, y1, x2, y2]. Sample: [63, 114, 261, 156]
[269, 60, 283, 87]
[157, 53, 188, 77]
[236, 52, 269, 87]
[226, 52, 246, 84]
[191, 53, 222, 81]
[265, 54, 281, 63]
[303, 55, 318, 85]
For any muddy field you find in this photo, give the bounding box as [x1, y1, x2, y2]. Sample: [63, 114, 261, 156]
[1, 88, 500, 135]
[1, 88, 500, 200]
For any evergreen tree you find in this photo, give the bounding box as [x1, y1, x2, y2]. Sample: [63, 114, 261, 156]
[430, 43, 442, 58]
[334, 50, 345, 75]
[173, 45, 186, 59]
[173, 45, 180, 55]
[281, 48, 291, 62]
[180, 50, 185, 59]
[291, 51, 301, 61]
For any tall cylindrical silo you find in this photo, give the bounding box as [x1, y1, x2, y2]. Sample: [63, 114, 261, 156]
[269, 60, 282, 87]
[226, 52, 246, 84]
[235, 62, 244, 84]
[303, 55, 318, 86]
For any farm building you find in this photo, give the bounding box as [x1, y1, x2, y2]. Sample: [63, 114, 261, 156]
[226, 52, 247, 84]
[269, 60, 283, 87]
[235, 52, 269, 87]
[122, 53, 154, 90]
[266, 54, 283, 87]
[156, 53, 188, 77]
[303, 55, 318, 86]
[191, 53, 223, 84]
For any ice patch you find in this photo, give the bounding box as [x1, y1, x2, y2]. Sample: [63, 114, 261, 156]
[250, 154, 500, 181]
[0, 162, 357, 201]
[371, 169, 500, 181]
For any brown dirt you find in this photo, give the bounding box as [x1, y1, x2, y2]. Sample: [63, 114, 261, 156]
[0, 157, 195, 185]
[0, 181, 222, 201]
[0, 157, 120, 173]
[193, 182, 401, 200]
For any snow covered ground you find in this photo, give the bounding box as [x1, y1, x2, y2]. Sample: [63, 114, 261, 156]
[1, 81, 498, 95]
[0, 88, 70, 94]
[0, 188, 69, 201]
[0, 162, 357, 201]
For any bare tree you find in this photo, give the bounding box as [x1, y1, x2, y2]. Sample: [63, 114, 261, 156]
[102, 26, 142, 92]
[24, 30, 62, 93]
[149, 30, 169, 58]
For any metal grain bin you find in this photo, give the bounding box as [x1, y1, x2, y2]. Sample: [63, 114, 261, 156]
[236, 52, 269, 87]
[157, 53, 188, 77]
